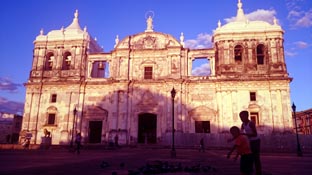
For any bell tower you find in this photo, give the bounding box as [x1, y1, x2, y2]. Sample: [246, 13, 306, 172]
[213, 0, 287, 78]
[23, 10, 102, 144]
[29, 10, 102, 83]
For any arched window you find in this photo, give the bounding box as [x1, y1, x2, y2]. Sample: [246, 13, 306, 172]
[45, 52, 54, 70]
[234, 45, 243, 63]
[256, 44, 265, 65]
[62, 52, 71, 70]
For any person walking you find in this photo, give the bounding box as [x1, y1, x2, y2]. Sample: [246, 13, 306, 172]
[239, 110, 262, 175]
[114, 134, 119, 148]
[227, 126, 254, 175]
[22, 138, 30, 149]
[74, 133, 82, 154]
[199, 137, 205, 152]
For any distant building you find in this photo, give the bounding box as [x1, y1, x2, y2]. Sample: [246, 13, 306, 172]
[22, 1, 293, 146]
[0, 112, 22, 143]
[294, 108, 312, 135]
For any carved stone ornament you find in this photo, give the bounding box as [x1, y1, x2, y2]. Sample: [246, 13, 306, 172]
[136, 90, 158, 108]
[188, 106, 215, 121]
[143, 36, 157, 49]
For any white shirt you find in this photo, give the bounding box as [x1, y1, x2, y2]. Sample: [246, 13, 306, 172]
[242, 121, 260, 141]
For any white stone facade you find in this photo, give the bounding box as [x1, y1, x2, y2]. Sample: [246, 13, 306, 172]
[22, 2, 293, 146]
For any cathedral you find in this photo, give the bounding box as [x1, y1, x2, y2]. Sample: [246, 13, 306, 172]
[22, 1, 293, 147]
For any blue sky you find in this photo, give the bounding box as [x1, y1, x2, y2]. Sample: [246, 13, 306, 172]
[0, 0, 311, 114]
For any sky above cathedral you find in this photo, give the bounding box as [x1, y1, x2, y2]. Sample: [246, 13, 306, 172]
[0, 0, 311, 114]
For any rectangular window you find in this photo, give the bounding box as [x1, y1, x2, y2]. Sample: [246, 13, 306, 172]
[250, 92, 256, 101]
[48, 114, 56, 125]
[250, 112, 259, 126]
[144, 66, 153, 79]
[51, 94, 57, 103]
[195, 121, 210, 133]
[192, 58, 211, 76]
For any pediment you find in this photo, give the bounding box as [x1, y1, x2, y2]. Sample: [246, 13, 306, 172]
[136, 91, 158, 108]
[85, 105, 107, 114]
[47, 106, 58, 113]
[248, 103, 260, 112]
[116, 32, 181, 49]
[84, 105, 108, 119]
[189, 106, 216, 121]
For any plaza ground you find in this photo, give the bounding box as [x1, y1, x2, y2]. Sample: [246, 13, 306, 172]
[0, 145, 311, 175]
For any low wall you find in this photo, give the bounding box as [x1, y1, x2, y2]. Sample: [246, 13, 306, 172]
[2, 133, 311, 153]
[162, 132, 312, 153]
[0, 144, 40, 150]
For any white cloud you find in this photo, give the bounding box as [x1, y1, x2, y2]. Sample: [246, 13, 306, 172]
[0, 96, 24, 114]
[246, 9, 277, 24]
[286, 0, 302, 12]
[288, 10, 302, 19]
[225, 9, 277, 24]
[285, 41, 309, 57]
[295, 10, 312, 27]
[0, 77, 22, 92]
[192, 63, 211, 76]
[286, 0, 312, 28]
[294, 41, 309, 49]
[184, 33, 212, 49]
[285, 51, 297, 57]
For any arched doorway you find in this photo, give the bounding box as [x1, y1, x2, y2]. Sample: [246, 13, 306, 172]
[138, 113, 157, 144]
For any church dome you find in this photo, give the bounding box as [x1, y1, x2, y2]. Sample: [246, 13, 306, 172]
[215, 20, 282, 34]
[114, 14, 182, 50]
[115, 31, 181, 50]
[213, 0, 283, 38]
[35, 10, 89, 42]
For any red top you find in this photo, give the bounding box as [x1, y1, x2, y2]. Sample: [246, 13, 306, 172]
[234, 135, 252, 155]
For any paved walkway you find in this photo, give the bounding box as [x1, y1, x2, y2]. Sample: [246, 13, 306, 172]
[0, 146, 311, 175]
